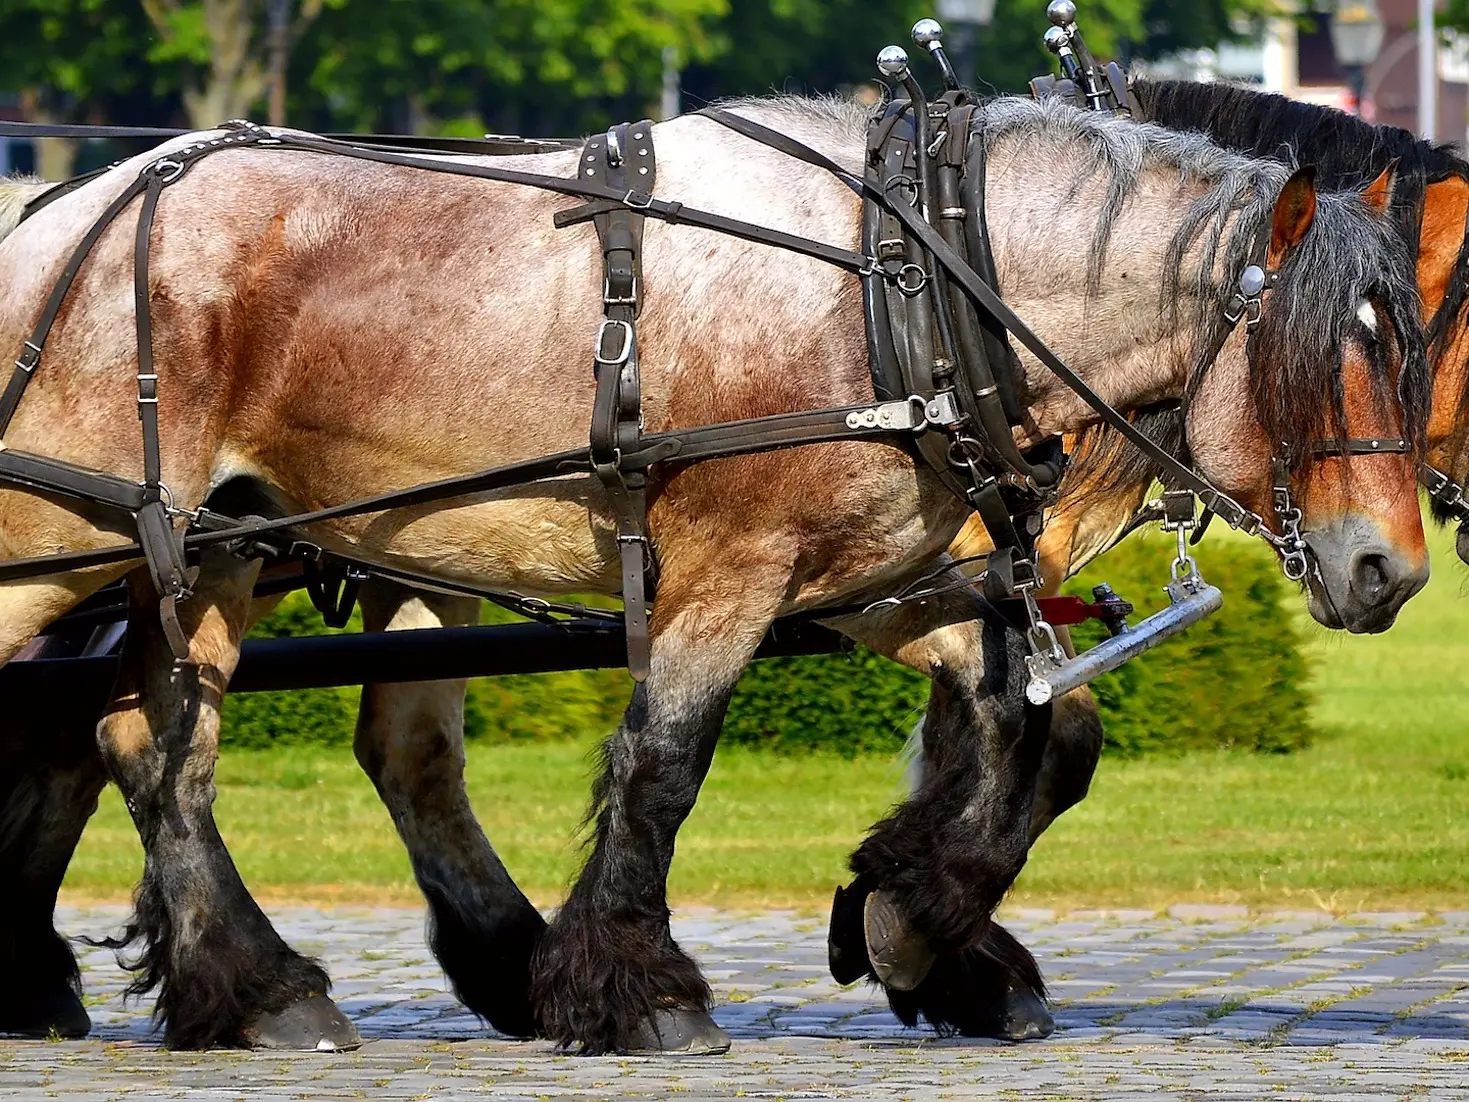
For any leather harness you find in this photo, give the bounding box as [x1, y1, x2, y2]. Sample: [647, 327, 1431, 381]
[0, 104, 1342, 674]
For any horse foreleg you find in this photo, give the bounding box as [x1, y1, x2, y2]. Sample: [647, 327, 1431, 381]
[828, 592, 1054, 1039]
[95, 555, 359, 1051]
[528, 550, 789, 1055]
[1030, 686, 1103, 842]
[354, 582, 545, 1039]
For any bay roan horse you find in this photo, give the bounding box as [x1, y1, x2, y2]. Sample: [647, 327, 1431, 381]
[0, 94, 1430, 1054]
[946, 77, 1468, 1041]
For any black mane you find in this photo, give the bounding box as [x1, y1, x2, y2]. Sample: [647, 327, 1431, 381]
[1068, 79, 1455, 507]
[1133, 78, 1469, 358]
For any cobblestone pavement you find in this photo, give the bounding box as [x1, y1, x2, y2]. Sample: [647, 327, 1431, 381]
[2, 906, 1467, 1099]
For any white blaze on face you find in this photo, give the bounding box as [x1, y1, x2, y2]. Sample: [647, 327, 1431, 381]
[1357, 299, 1379, 334]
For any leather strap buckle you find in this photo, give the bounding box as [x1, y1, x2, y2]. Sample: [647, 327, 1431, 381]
[603, 275, 639, 306]
[594, 319, 634, 367]
[13, 342, 40, 375]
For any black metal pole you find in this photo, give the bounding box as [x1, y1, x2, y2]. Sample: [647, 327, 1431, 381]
[0, 617, 849, 708]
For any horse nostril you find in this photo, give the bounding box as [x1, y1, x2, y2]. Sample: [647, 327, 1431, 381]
[1349, 551, 1393, 605]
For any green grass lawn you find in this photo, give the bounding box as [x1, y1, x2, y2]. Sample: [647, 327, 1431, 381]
[62, 522, 1469, 912]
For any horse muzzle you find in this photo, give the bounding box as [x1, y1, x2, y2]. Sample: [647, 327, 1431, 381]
[1303, 516, 1429, 634]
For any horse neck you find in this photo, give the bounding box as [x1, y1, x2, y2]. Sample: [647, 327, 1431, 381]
[1429, 322, 1469, 481]
[982, 140, 1243, 438]
[718, 100, 868, 178]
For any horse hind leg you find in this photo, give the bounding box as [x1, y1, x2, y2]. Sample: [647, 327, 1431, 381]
[353, 582, 545, 1038]
[94, 554, 358, 1051]
[0, 696, 108, 1039]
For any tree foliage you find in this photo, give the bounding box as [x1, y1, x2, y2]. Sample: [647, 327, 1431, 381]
[2, 0, 1291, 141]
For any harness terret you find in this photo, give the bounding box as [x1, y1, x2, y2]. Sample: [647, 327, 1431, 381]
[0, 34, 1352, 700]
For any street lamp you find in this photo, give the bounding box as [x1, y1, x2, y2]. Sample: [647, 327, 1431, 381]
[934, 0, 998, 88]
[1331, 0, 1386, 115]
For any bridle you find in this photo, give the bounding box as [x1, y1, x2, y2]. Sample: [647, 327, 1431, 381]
[1034, 18, 1419, 592]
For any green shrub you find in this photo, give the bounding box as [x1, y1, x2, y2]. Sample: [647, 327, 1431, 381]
[220, 533, 1315, 758]
[1064, 532, 1317, 756]
[219, 593, 362, 750]
[722, 645, 930, 757]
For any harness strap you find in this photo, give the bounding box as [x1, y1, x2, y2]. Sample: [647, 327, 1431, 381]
[578, 122, 657, 680]
[3, 123, 273, 658]
[0, 177, 151, 436]
[133, 162, 194, 657]
[0, 400, 939, 585]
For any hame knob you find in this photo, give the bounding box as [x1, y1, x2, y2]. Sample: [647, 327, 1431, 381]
[1047, 0, 1078, 27]
[911, 18, 944, 49]
[877, 45, 911, 80]
[1043, 25, 1071, 54]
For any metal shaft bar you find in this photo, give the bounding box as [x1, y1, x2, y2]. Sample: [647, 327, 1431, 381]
[1024, 581, 1223, 704]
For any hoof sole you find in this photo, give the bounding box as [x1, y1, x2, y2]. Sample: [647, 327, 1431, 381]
[0, 986, 91, 1039]
[625, 1009, 731, 1055]
[864, 890, 934, 992]
[242, 994, 361, 1052]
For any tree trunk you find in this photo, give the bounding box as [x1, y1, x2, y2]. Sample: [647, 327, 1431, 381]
[18, 90, 78, 181]
[181, 0, 268, 129]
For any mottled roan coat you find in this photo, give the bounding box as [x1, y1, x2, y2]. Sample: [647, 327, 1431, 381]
[0, 95, 1429, 1053]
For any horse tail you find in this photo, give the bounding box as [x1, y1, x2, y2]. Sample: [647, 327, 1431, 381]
[0, 178, 49, 242]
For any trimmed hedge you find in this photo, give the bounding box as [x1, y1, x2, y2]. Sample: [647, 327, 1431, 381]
[1063, 532, 1316, 756]
[220, 533, 1315, 757]
[720, 533, 1316, 757]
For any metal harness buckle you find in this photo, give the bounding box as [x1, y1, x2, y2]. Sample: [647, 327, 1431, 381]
[14, 342, 41, 375]
[603, 275, 639, 307]
[593, 319, 635, 367]
[150, 157, 186, 184]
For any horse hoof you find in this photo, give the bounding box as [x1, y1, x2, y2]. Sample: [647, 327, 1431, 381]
[625, 1008, 732, 1055]
[0, 985, 91, 1039]
[242, 994, 361, 1052]
[985, 984, 1055, 1041]
[864, 890, 935, 992]
[828, 881, 874, 985]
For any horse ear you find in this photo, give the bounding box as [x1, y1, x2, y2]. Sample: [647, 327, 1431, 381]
[1361, 160, 1400, 212]
[1269, 167, 1318, 264]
